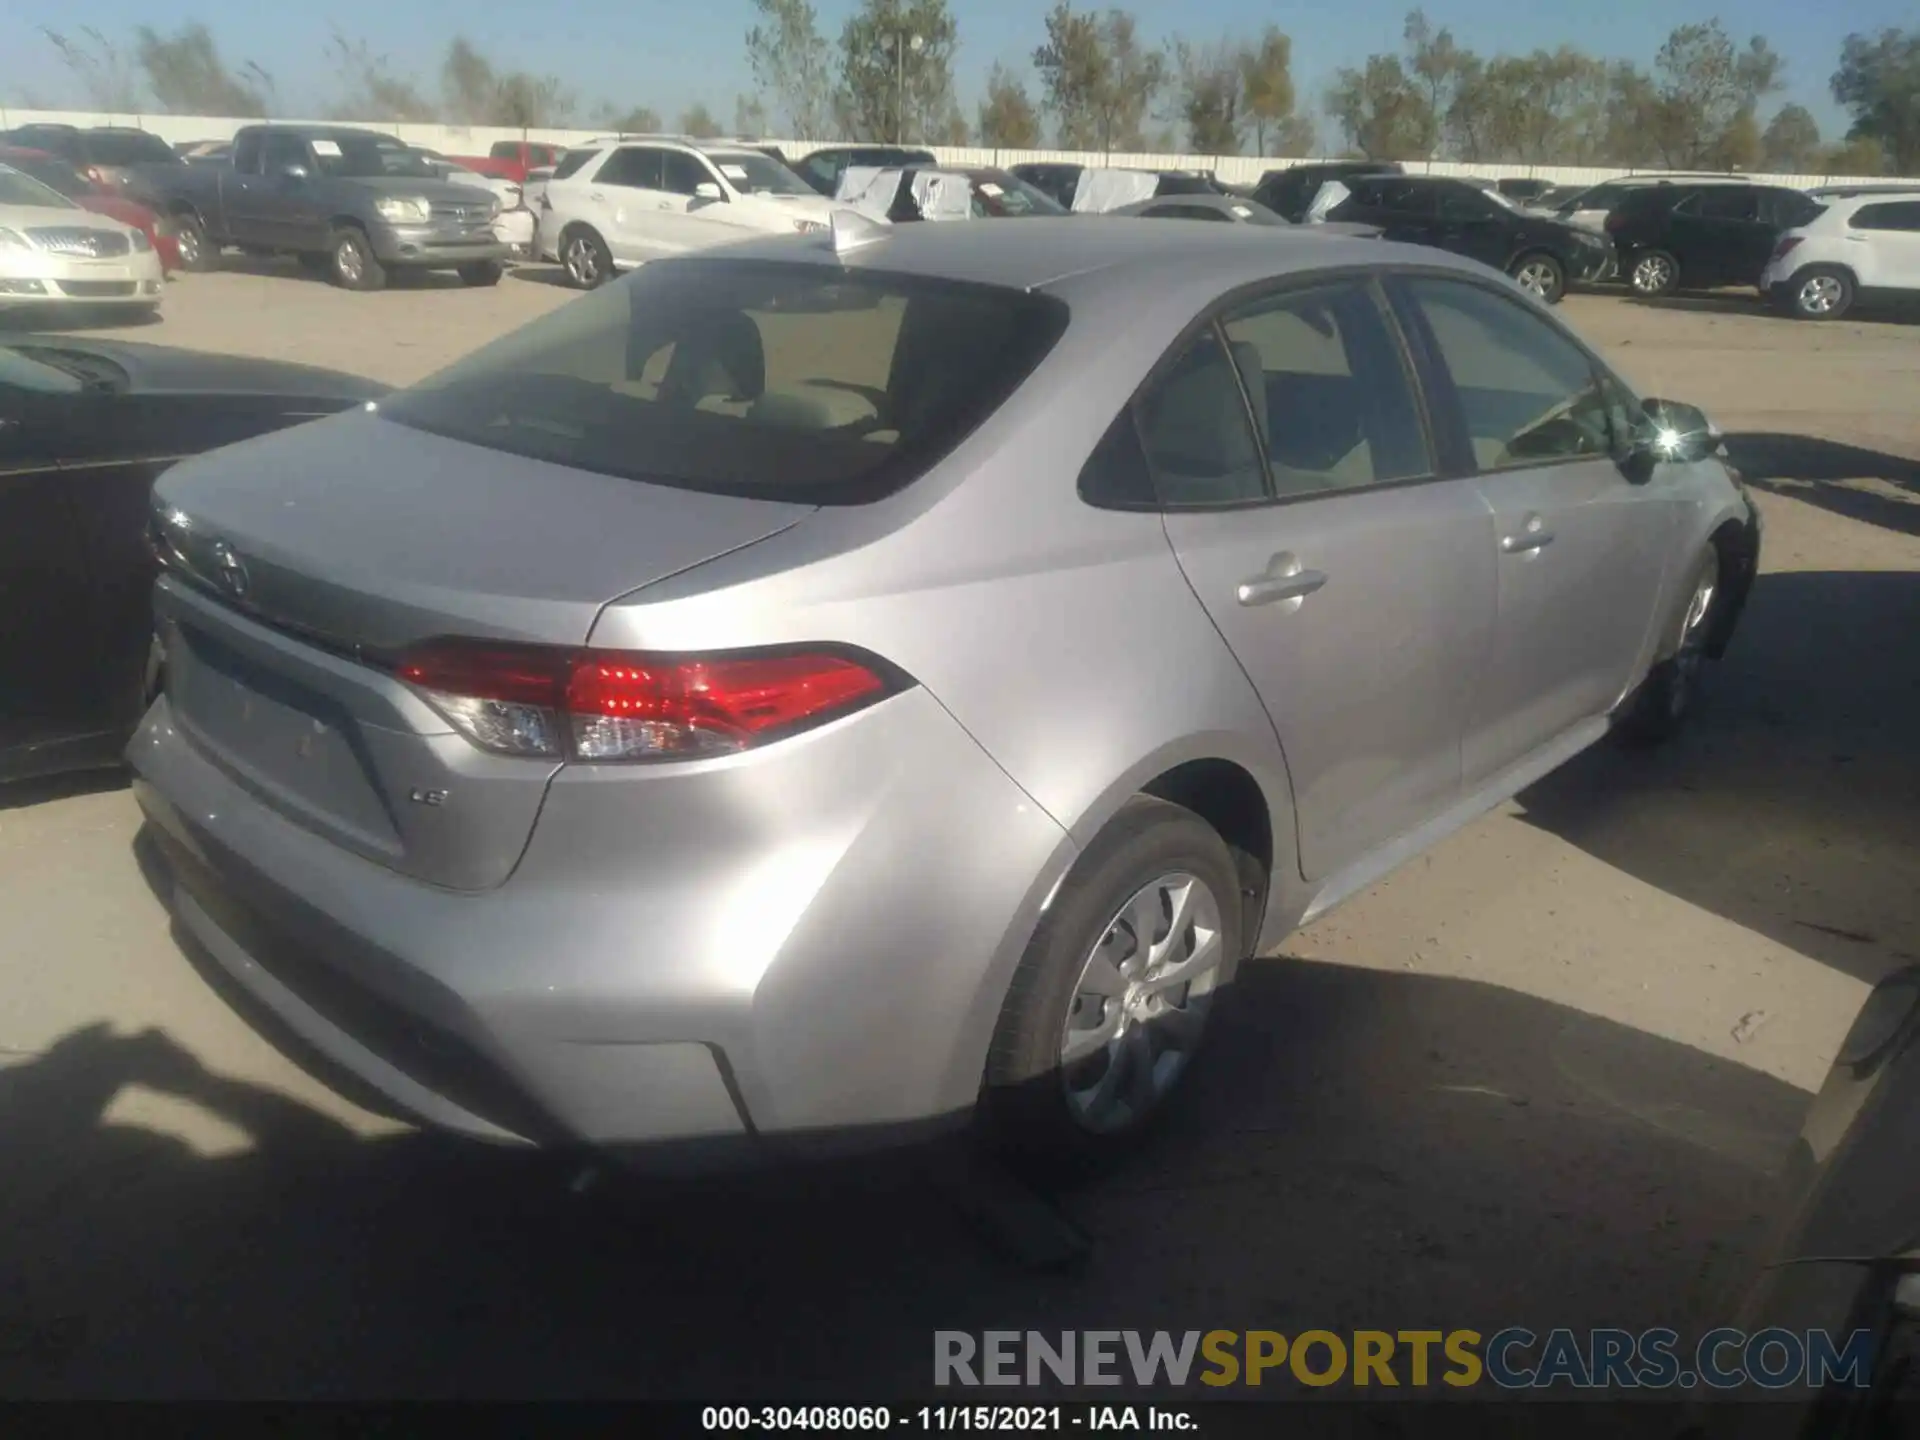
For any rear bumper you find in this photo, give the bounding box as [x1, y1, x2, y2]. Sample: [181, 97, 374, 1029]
[130, 684, 1073, 1167]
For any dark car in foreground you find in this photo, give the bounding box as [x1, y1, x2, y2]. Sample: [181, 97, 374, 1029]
[1324, 173, 1612, 303]
[1604, 181, 1828, 297]
[0, 338, 384, 783]
[131, 124, 509, 290]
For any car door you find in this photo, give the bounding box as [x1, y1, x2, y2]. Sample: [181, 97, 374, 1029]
[1677, 186, 1773, 285]
[228, 131, 316, 249]
[586, 145, 677, 263]
[1435, 185, 1513, 269]
[0, 374, 101, 778]
[1392, 274, 1675, 788]
[1152, 277, 1498, 884]
[1355, 180, 1445, 249]
[1852, 200, 1920, 289]
[661, 150, 737, 250]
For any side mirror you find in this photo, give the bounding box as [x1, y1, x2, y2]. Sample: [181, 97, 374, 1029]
[1621, 396, 1720, 481]
[693, 181, 725, 202]
[277, 164, 309, 182]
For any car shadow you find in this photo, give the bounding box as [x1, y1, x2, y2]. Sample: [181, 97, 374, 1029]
[1519, 570, 1920, 989]
[506, 264, 576, 289]
[0, 304, 163, 334]
[0, 768, 128, 814]
[1721, 434, 1920, 538]
[199, 254, 471, 290]
[0, 930, 1818, 1398]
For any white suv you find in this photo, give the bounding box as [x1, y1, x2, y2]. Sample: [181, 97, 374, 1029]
[535, 137, 832, 288]
[1762, 186, 1920, 320]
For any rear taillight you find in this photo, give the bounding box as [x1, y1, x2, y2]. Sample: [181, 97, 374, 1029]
[1770, 236, 1803, 263]
[395, 641, 903, 761]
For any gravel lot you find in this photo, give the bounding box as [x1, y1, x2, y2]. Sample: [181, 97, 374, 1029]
[1, 261, 1917, 1398]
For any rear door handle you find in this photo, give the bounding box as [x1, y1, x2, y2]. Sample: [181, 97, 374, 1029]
[1500, 529, 1555, 554]
[1237, 557, 1327, 608]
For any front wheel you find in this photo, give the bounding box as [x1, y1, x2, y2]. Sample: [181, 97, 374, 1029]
[560, 227, 613, 289]
[171, 213, 216, 272]
[1629, 249, 1680, 297]
[1510, 251, 1566, 305]
[328, 227, 385, 292]
[1619, 548, 1719, 745]
[1789, 265, 1854, 321]
[983, 797, 1243, 1177]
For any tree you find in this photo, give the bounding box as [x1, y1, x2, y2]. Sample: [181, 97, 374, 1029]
[595, 103, 662, 133]
[1173, 39, 1244, 154]
[679, 102, 722, 138]
[1832, 29, 1920, 175]
[133, 24, 268, 116]
[1032, 4, 1164, 153]
[1760, 103, 1822, 171]
[327, 32, 438, 122]
[1238, 27, 1299, 158]
[1649, 21, 1782, 168]
[746, 0, 837, 141]
[1401, 9, 1464, 158]
[439, 38, 572, 129]
[40, 27, 142, 113]
[734, 94, 769, 138]
[834, 0, 959, 146]
[1326, 55, 1429, 161]
[1823, 134, 1887, 176]
[977, 62, 1041, 147]
[1270, 113, 1317, 158]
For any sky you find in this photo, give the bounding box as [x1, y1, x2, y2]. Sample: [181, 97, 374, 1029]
[0, 0, 1905, 139]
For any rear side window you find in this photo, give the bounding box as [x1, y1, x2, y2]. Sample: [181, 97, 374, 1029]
[382, 260, 1069, 505]
[83, 130, 179, 165]
[1854, 201, 1920, 232]
[596, 147, 664, 189]
[1221, 281, 1430, 497]
[1684, 187, 1760, 222]
[551, 148, 600, 180]
[1403, 277, 1613, 470]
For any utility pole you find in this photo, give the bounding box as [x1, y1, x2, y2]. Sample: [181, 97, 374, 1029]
[895, 30, 924, 145]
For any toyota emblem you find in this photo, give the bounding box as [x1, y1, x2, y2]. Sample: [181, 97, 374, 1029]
[209, 540, 250, 600]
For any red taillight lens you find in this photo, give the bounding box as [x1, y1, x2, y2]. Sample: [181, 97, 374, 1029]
[396, 642, 900, 761]
[1770, 236, 1803, 263]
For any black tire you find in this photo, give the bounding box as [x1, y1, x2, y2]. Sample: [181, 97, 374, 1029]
[171, 212, 216, 272]
[559, 226, 613, 289]
[1618, 547, 1720, 746]
[1510, 250, 1566, 305]
[1786, 265, 1855, 321]
[328, 226, 385, 292]
[983, 796, 1243, 1178]
[457, 260, 505, 287]
[1628, 248, 1680, 297]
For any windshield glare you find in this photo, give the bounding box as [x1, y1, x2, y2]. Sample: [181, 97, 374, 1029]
[0, 166, 79, 209]
[315, 139, 440, 179]
[0, 346, 84, 394]
[709, 152, 812, 197]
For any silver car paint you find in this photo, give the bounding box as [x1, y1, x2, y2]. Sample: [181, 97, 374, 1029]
[132, 221, 1755, 1156]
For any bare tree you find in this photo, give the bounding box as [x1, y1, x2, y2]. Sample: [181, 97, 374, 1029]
[327, 31, 438, 122]
[135, 24, 268, 117]
[40, 27, 142, 112]
[679, 102, 722, 138]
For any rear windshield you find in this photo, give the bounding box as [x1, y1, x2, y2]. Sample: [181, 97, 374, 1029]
[84, 130, 180, 166]
[382, 259, 1069, 505]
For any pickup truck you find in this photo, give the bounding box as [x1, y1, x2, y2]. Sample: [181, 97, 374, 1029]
[131, 124, 511, 291]
[445, 140, 568, 185]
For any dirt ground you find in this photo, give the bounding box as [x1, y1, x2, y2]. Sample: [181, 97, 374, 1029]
[0, 263, 1916, 1399]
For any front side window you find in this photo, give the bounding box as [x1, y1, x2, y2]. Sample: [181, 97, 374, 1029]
[232, 130, 263, 173]
[661, 151, 714, 197]
[1221, 281, 1430, 497]
[262, 133, 310, 173]
[1404, 277, 1613, 470]
[381, 260, 1068, 505]
[595, 147, 665, 190]
[1134, 331, 1267, 507]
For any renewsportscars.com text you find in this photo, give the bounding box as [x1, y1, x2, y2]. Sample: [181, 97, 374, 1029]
[934, 1328, 1874, 1390]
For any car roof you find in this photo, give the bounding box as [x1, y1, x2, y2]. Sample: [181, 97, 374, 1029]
[699, 214, 1469, 296]
[1110, 193, 1286, 221]
[1809, 183, 1920, 198]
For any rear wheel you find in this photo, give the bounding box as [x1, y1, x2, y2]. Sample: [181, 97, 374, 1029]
[1789, 265, 1854, 320]
[457, 260, 505, 287]
[171, 213, 216, 272]
[329, 227, 385, 292]
[1629, 249, 1680, 297]
[560, 227, 613, 289]
[983, 797, 1242, 1177]
[1619, 548, 1719, 745]
[1510, 251, 1566, 305]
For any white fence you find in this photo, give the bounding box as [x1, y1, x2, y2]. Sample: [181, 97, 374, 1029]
[0, 107, 1904, 191]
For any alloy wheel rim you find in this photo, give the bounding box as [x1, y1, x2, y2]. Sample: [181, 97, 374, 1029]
[1634, 256, 1671, 292]
[1516, 261, 1556, 298]
[1059, 872, 1225, 1135]
[177, 226, 200, 265]
[1669, 564, 1718, 718]
[566, 238, 599, 285]
[337, 240, 363, 282]
[1799, 276, 1841, 314]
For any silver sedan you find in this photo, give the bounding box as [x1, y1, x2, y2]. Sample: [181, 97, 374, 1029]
[132, 218, 1759, 1172]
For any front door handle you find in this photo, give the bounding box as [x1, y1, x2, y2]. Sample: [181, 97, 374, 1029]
[1237, 553, 1327, 608]
[1500, 529, 1555, 554]
[589, 191, 606, 202]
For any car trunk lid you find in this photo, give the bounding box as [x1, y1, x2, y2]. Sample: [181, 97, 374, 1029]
[150, 411, 811, 889]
